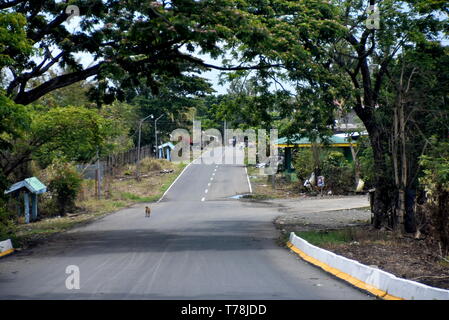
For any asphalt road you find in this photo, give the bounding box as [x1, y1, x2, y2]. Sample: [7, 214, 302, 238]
[0, 147, 372, 299]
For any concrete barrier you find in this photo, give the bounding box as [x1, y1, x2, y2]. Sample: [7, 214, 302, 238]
[288, 232, 449, 300]
[0, 239, 14, 258]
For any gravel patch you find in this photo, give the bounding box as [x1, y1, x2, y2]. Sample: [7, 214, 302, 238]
[267, 195, 371, 232]
[275, 208, 372, 232]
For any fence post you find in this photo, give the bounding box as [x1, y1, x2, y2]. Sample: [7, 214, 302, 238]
[96, 151, 101, 199]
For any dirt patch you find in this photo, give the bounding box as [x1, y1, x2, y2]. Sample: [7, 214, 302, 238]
[247, 166, 304, 199]
[275, 208, 371, 232]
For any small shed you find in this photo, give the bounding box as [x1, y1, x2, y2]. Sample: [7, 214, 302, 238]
[158, 142, 175, 161]
[4, 177, 47, 224]
[277, 134, 360, 170]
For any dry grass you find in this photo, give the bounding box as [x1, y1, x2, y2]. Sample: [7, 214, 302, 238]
[78, 158, 181, 204]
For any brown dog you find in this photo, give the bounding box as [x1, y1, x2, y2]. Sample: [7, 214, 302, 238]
[145, 206, 151, 218]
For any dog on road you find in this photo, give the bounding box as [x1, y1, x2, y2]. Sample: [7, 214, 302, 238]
[145, 206, 151, 218]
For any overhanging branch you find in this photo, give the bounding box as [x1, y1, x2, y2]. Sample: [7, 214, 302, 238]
[13, 63, 102, 105]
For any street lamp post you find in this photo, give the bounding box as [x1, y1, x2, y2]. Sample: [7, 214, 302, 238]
[154, 114, 164, 158]
[136, 114, 154, 180]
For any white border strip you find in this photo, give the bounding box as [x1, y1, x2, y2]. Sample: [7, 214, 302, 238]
[245, 167, 252, 194]
[157, 151, 207, 203]
[0, 239, 14, 257]
[157, 161, 193, 203]
[289, 232, 449, 300]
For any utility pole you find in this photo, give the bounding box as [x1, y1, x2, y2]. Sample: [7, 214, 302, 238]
[136, 114, 154, 180]
[154, 114, 164, 158]
[224, 120, 227, 146]
[96, 149, 101, 199]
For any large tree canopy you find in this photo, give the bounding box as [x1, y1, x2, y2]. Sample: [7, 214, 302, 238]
[1, 0, 290, 105]
[208, 0, 448, 231]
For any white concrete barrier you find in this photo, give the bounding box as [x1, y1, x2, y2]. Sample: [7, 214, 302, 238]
[289, 232, 449, 300]
[0, 239, 14, 257]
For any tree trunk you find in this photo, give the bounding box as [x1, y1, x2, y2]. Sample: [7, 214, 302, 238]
[368, 126, 397, 229]
[436, 187, 449, 255]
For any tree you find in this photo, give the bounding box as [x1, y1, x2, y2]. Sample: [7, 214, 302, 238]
[1, 0, 282, 106]
[46, 160, 82, 216]
[220, 0, 448, 231]
[124, 75, 215, 147]
[383, 43, 449, 232]
[0, 105, 123, 180]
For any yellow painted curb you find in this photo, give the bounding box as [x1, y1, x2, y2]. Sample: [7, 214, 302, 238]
[0, 248, 14, 258]
[286, 241, 404, 300]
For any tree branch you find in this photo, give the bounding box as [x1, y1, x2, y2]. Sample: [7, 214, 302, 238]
[13, 63, 102, 105]
[179, 53, 283, 71]
[28, 12, 69, 43]
[0, 0, 26, 9]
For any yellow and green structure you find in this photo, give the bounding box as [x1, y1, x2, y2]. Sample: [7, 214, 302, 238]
[277, 134, 359, 181]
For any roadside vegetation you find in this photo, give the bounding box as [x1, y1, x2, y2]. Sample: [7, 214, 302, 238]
[246, 139, 373, 199]
[293, 226, 449, 290]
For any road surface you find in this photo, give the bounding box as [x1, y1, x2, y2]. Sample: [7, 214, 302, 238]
[0, 147, 372, 299]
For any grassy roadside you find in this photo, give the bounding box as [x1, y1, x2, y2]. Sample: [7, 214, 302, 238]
[13, 160, 187, 248]
[295, 229, 359, 246]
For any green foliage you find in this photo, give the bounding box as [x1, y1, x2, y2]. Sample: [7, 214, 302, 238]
[0, 200, 16, 241]
[1, 99, 135, 195]
[293, 148, 355, 194]
[419, 138, 449, 252]
[119, 192, 155, 203]
[213, 77, 290, 131]
[46, 161, 82, 216]
[124, 76, 215, 147]
[35, 79, 96, 109]
[293, 148, 314, 181]
[321, 151, 354, 194]
[323, 151, 348, 168]
[296, 229, 357, 246]
[0, 12, 33, 70]
[420, 138, 449, 194]
[0, 94, 30, 190]
[31, 105, 117, 166]
[3, 0, 274, 105]
[99, 101, 136, 153]
[0, 95, 29, 152]
[358, 143, 376, 188]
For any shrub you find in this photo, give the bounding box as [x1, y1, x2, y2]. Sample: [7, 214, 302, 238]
[46, 161, 82, 216]
[293, 148, 355, 194]
[140, 158, 165, 172]
[321, 151, 354, 194]
[292, 148, 314, 181]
